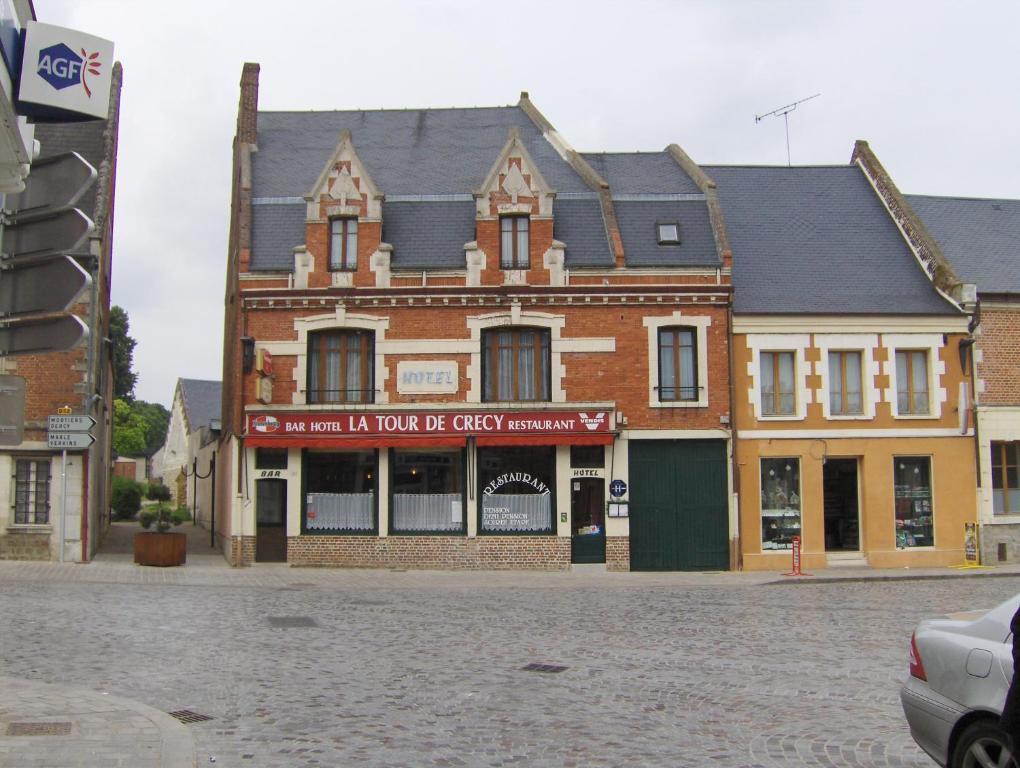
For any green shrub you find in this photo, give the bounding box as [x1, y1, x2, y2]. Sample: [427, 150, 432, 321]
[146, 483, 171, 502]
[138, 503, 183, 533]
[111, 476, 143, 520]
[169, 505, 191, 524]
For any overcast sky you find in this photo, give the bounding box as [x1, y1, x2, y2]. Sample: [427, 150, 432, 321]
[40, 0, 1020, 406]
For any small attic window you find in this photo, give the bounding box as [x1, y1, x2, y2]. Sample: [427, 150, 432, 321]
[657, 222, 681, 245]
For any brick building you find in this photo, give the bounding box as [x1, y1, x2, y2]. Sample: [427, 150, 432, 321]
[217, 64, 735, 569]
[0, 67, 122, 561]
[724, 142, 977, 571]
[908, 193, 1020, 563]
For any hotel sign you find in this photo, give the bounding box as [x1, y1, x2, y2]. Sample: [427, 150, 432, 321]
[397, 361, 457, 394]
[247, 409, 610, 438]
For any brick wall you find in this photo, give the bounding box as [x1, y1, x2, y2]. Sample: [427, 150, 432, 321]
[978, 305, 1020, 406]
[288, 535, 571, 570]
[606, 536, 630, 571]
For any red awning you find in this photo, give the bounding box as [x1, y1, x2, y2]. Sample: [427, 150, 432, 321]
[474, 433, 615, 447]
[244, 435, 468, 449]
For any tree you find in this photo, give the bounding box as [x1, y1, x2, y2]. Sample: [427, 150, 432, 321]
[109, 305, 137, 401]
[134, 400, 171, 454]
[112, 398, 146, 456]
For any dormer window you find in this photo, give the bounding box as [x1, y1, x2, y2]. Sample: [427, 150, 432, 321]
[500, 216, 529, 269]
[329, 217, 358, 271]
[657, 222, 680, 245]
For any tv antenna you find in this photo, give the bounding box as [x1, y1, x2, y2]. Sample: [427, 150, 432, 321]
[755, 93, 821, 166]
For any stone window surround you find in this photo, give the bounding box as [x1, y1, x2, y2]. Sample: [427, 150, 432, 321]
[883, 333, 947, 420]
[814, 334, 880, 421]
[292, 309, 391, 405]
[746, 334, 811, 421]
[643, 312, 711, 408]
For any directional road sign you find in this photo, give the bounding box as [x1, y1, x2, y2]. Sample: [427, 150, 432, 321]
[5, 152, 97, 218]
[0, 256, 90, 316]
[48, 414, 95, 432]
[0, 374, 25, 446]
[0, 313, 87, 355]
[47, 431, 94, 450]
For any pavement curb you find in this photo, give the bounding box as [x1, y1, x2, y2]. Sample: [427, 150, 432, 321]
[0, 676, 196, 768]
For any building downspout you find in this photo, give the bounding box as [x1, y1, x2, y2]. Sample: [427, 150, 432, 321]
[727, 301, 741, 571]
[80, 449, 89, 562]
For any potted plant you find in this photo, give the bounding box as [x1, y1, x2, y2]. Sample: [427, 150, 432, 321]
[133, 504, 187, 566]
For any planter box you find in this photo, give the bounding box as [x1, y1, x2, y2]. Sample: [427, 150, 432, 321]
[133, 532, 186, 567]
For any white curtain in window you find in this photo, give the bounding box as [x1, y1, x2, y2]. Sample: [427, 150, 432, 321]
[498, 331, 513, 399]
[345, 220, 358, 270]
[482, 493, 550, 532]
[518, 333, 535, 400]
[345, 335, 361, 400]
[392, 493, 462, 531]
[325, 335, 341, 400]
[845, 351, 862, 413]
[500, 219, 513, 268]
[306, 492, 374, 530]
[778, 353, 795, 414]
[761, 351, 775, 413]
[911, 351, 928, 411]
[516, 219, 528, 266]
[679, 335, 695, 396]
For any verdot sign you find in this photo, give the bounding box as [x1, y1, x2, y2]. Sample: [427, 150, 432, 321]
[17, 21, 114, 121]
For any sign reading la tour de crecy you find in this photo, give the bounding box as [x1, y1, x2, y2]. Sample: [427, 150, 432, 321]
[245, 409, 611, 443]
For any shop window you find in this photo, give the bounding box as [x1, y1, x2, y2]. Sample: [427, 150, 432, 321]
[307, 330, 374, 404]
[895, 350, 930, 415]
[760, 458, 800, 551]
[992, 442, 1020, 515]
[500, 215, 529, 269]
[894, 457, 934, 548]
[658, 327, 698, 402]
[482, 327, 550, 402]
[329, 217, 358, 271]
[303, 450, 376, 532]
[828, 350, 864, 415]
[570, 445, 605, 468]
[255, 448, 288, 470]
[14, 458, 50, 524]
[760, 351, 795, 416]
[478, 446, 555, 534]
[390, 449, 465, 534]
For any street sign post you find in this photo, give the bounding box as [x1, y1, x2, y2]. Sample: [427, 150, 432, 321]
[47, 414, 95, 432]
[47, 408, 96, 563]
[47, 431, 94, 449]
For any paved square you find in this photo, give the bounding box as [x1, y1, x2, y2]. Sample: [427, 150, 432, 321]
[2, 569, 1018, 767]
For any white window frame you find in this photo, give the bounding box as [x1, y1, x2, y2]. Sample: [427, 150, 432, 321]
[883, 334, 946, 419]
[815, 334, 879, 421]
[644, 312, 710, 408]
[746, 334, 810, 421]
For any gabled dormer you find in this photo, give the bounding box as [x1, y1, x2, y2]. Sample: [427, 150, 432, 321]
[469, 127, 560, 285]
[299, 130, 388, 288]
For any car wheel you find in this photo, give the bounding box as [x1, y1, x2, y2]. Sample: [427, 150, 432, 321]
[951, 720, 1018, 768]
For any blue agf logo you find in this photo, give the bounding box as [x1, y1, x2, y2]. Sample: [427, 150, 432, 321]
[37, 43, 83, 90]
[36, 42, 101, 97]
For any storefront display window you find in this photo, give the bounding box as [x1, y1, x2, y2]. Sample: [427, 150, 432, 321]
[390, 449, 465, 533]
[761, 458, 801, 550]
[304, 449, 376, 532]
[894, 457, 934, 547]
[478, 446, 555, 533]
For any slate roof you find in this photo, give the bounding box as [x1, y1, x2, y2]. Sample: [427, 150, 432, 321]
[907, 195, 1020, 295]
[253, 106, 591, 197]
[251, 202, 306, 271]
[250, 105, 603, 271]
[383, 201, 476, 269]
[704, 165, 958, 315]
[582, 152, 702, 195]
[552, 198, 614, 267]
[179, 379, 222, 433]
[578, 152, 718, 268]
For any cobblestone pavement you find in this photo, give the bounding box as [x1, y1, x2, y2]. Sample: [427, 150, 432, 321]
[1, 558, 1019, 767]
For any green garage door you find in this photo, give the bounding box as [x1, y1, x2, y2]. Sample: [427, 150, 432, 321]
[629, 440, 729, 571]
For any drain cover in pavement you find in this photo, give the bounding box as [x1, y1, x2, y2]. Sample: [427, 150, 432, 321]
[267, 615, 318, 628]
[168, 709, 214, 724]
[521, 663, 568, 674]
[7, 722, 72, 736]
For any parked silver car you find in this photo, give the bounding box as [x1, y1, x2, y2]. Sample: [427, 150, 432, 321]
[901, 593, 1018, 767]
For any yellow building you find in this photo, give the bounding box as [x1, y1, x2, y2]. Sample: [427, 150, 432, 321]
[709, 147, 977, 571]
